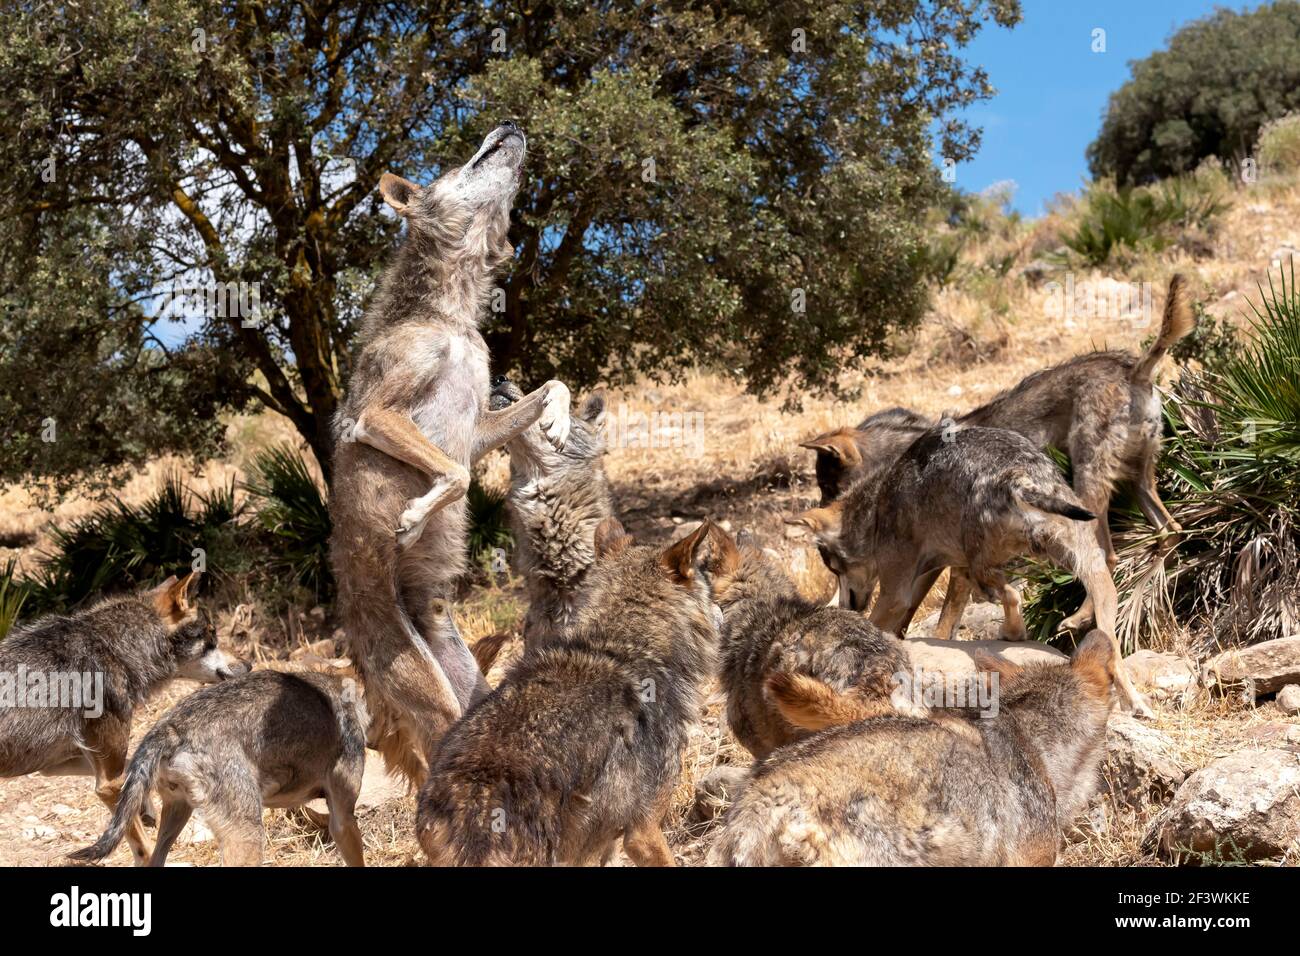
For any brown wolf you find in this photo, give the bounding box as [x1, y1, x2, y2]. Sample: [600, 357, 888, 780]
[790, 425, 1151, 715]
[800, 274, 1193, 631]
[330, 123, 573, 787]
[706, 531, 916, 759]
[710, 630, 1118, 866]
[71, 670, 368, 867]
[490, 377, 614, 649]
[415, 518, 722, 866]
[1, 572, 248, 865]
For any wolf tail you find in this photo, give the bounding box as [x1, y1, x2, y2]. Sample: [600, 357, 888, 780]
[1015, 486, 1096, 522]
[1132, 274, 1193, 386]
[69, 724, 175, 863]
[767, 672, 890, 731]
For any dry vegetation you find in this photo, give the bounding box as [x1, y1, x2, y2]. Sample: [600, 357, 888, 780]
[3, 168, 1299, 867]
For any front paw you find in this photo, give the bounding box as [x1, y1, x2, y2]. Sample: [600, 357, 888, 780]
[395, 500, 432, 549]
[539, 380, 571, 450]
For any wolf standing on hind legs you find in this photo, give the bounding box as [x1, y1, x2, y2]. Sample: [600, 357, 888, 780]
[330, 123, 571, 787]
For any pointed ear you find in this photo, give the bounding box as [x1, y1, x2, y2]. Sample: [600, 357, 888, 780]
[798, 430, 862, 468]
[783, 502, 843, 536]
[594, 516, 633, 559]
[659, 520, 714, 585]
[150, 573, 196, 624]
[379, 172, 422, 215]
[176, 571, 201, 611]
[1071, 630, 1118, 698]
[580, 389, 607, 429]
[972, 651, 1023, 683]
[701, 523, 741, 581]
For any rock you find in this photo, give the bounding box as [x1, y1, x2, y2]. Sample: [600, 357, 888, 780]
[305, 750, 410, 819]
[185, 816, 215, 845]
[1276, 684, 1300, 715]
[784, 523, 806, 540]
[49, 804, 77, 818]
[1123, 650, 1197, 701]
[910, 601, 1007, 641]
[1099, 714, 1188, 809]
[1243, 721, 1300, 746]
[903, 636, 1066, 671]
[22, 824, 57, 842]
[1203, 636, 1300, 701]
[1018, 259, 1054, 284]
[689, 765, 750, 824]
[1145, 749, 1300, 864]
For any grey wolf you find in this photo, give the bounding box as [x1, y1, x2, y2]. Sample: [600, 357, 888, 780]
[415, 518, 722, 866]
[330, 122, 573, 787]
[801, 273, 1193, 632]
[706, 530, 916, 759]
[790, 425, 1151, 715]
[710, 630, 1118, 866]
[0, 573, 248, 865]
[71, 669, 368, 867]
[490, 376, 614, 649]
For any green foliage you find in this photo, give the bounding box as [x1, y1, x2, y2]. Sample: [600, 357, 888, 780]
[13, 473, 244, 616]
[0, 0, 1021, 482]
[0, 558, 27, 640]
[1258, 113, 1300, 175]
[1025, 262, 1300, 650]
[466, 482, 512, 567]
[1170, 305, 1242, 374]
[1088, 4, 1300, 184]
[1061, 177, 1229, 267]
[244, 445, 333, 601]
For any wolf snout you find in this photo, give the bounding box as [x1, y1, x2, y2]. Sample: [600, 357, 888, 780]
[219, 658, 252, 680]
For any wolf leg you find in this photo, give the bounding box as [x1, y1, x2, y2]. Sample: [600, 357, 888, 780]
[622, 820, 675, 867]
[351, 407, 470, 549]
[471, 380, 571, 460]
[88, 726, 151, 867]
[148, 800, 192, 867]
[933, 571, 972, 640]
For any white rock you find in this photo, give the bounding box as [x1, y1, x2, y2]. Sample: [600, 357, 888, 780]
[1145, 749, 1300, 864]
[1276, 684, 1300, 715]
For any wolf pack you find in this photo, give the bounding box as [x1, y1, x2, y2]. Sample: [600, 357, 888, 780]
[0, 124, 1196, 867]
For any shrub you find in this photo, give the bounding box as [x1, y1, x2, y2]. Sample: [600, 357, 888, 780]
[244, 445, 333, 601]
[0, 558, 27, 640]
[1061, 176, 1230, 267]
[1258, 112, 1300, 175]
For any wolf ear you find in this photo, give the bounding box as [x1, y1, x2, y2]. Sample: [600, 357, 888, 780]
[783, 502, 843, 536]
[701, 523, 741, 581]
[379, 172, 422, 215]
[1071, 630, 1118, 698]
[659, 520, 714, 586]
[798, 430, 862, 467]
[972, 650, 1023, 683]
[594, 516, 633, 559]
[150, 572, 199, 623]
[580, 389, 607, 429]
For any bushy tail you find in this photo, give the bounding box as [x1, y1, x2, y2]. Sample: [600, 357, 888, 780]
[1016, 487, 1095, 522]
[69, 725, 173, 863]
[767, 673, 889, 731]
[1132, 274, 1193, 386]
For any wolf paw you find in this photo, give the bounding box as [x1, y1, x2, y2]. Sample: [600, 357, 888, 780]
[539, 380, 571, 450]
[395, 500, 433, 549]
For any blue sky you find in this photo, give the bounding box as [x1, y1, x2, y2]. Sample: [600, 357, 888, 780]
[950, 0, 1261, 215]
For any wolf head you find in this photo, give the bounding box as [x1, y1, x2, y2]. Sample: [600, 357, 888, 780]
[379, 122, 526, 268]
[148, 573, 250, 683]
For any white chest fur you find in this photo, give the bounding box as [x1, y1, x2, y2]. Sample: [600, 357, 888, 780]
[409, 329, 489, 464]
